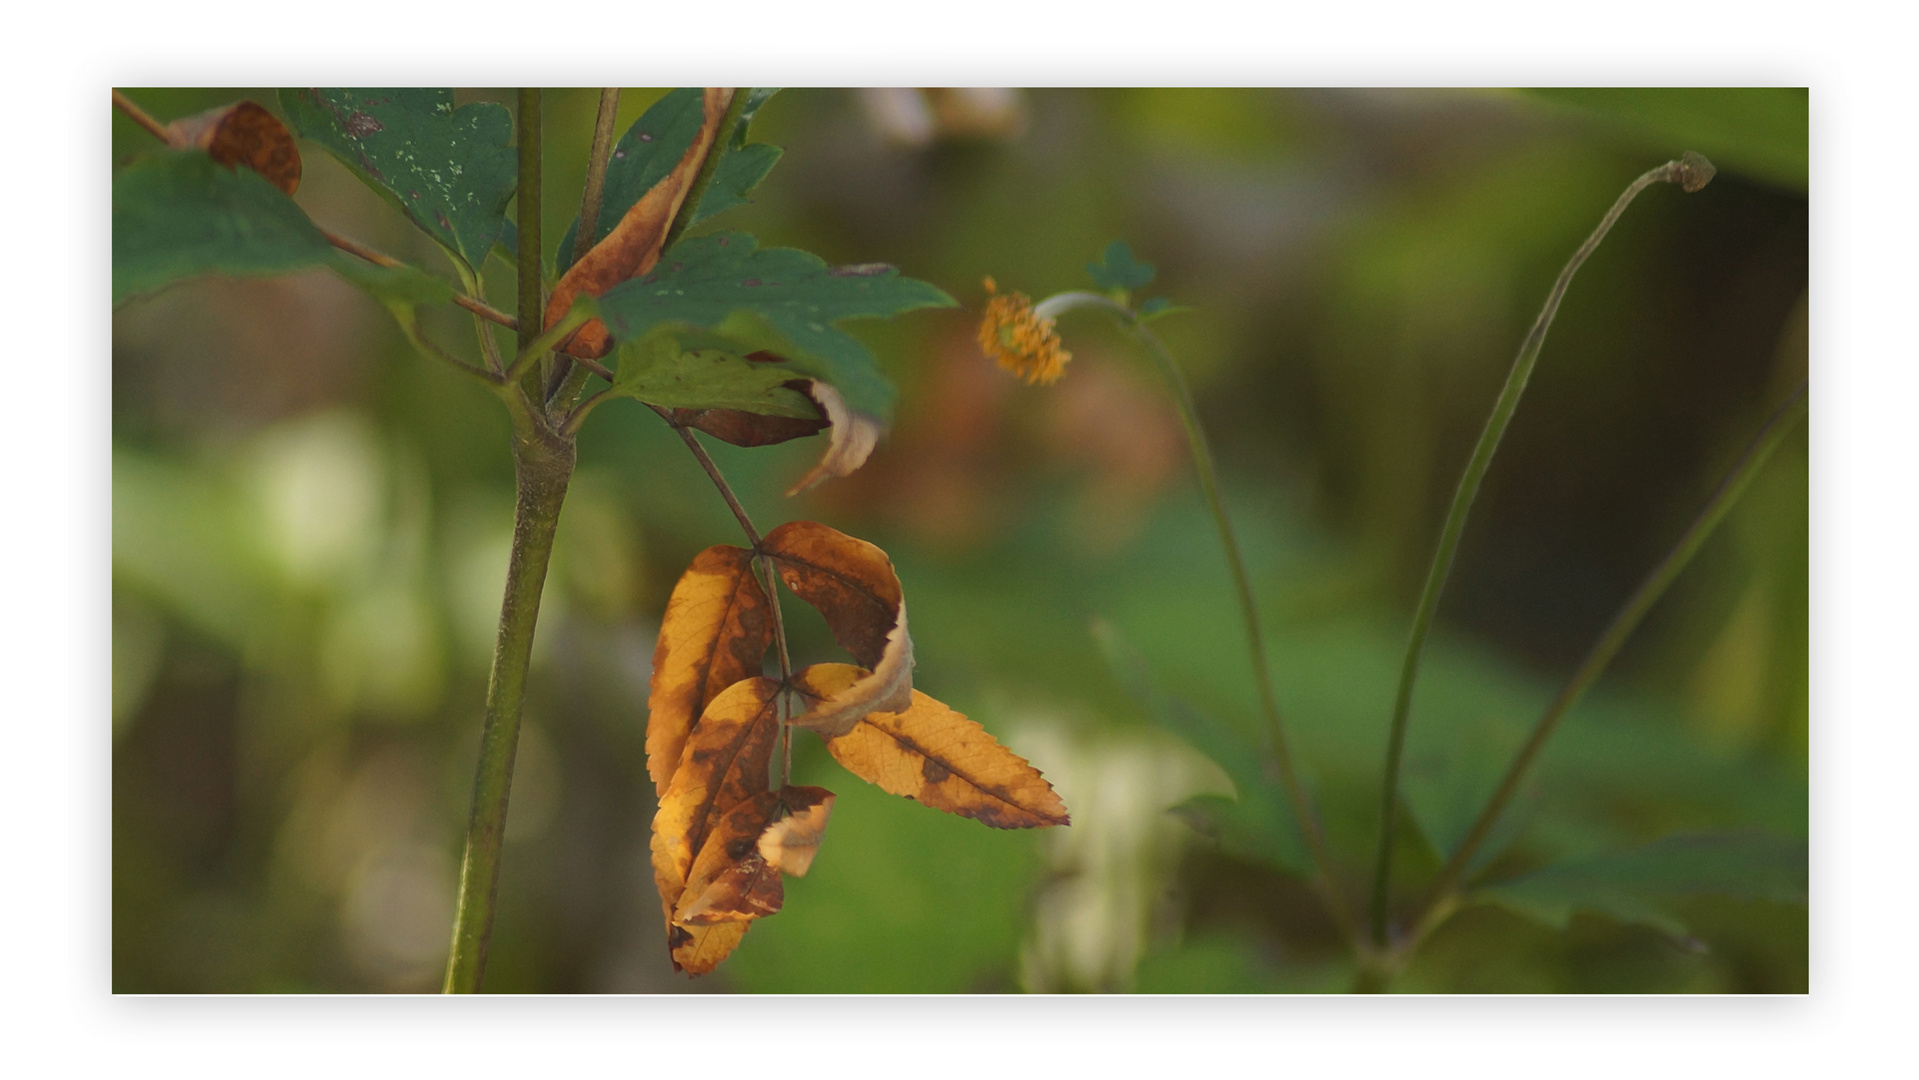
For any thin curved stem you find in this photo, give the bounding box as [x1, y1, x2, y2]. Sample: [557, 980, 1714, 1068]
[1419, 382, 1808, 916]
[547, 88, 624, 402]
[111, 89, 170, 141]
[516, 89, 544, 398]
[1366, 154, 1716, 947]
[1041, 290, 1355, 941]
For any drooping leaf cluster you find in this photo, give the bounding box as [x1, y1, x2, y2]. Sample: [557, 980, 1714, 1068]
[649, 520, 1068, 974]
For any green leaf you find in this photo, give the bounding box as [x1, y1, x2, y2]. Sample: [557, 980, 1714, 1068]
[1087, 239, 1156, 292]
[594, 231, 955, 419]
[555, 88, 713, 276]
[324, 253, 469, 369]
[113, 149, 335, 305]
[687, 88, 783, 227]
[279, 88, 516, 274]
[611, 330, 819, 416]
[1478, 831, 1808, 937]
[1137, 297, 1192, 323]
[1091, 619, 1308, 875]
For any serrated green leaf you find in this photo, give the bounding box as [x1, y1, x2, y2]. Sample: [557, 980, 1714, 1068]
[612, 330, 819, 416]
[1091, 619, 1308, 875]
[1087, 239, 1156, 292]
[555, 88, 712, 276]
[279, 89, 516, 274]
[1478, 831, 1808, 937]
[113, 149, 334, 305]
[595, 231, 954, 419]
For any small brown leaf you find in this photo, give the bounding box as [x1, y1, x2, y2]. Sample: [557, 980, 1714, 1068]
[809, 665, 1069, 829]
[763, 521, 915, 736]
[667, 400, 829, 448]
[165, 101, 302, 195]
[786, 381, 883, 495]
[547, 87, 734, 360]
[651, 675, 779, 973]
[646, 545, 773, 794]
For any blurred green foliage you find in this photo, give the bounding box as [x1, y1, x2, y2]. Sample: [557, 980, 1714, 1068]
[112, 88, 1806, 993]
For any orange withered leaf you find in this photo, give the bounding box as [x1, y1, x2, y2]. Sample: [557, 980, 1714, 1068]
[668, 921, 749, 976]
[546, 87, 734, 360]
[676, 791, 785, 925]
[651, 676, 779, 973]
[165, 100, 302, 195]
[762, 521, 915, 736]
[799, 664, 1069, 829]
[675, 785, 836, 925]
[646, 545, 773, 794]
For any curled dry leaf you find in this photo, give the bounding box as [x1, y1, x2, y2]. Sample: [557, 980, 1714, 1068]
[796, 664, 1069, 829]
[652, 676, 779, 974]
[165, 101, 302, 195]
[761, 520, 914, 736]
[760, 785, 836, 876]
[646, 545, 772, 794]
[547, 87, 734, 360]
[786, 381, 883, 495]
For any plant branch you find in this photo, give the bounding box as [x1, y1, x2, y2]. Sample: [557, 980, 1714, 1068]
[661, 408, 798, 783]
[573, 89, 623, 267]
[1415, 382, 1807, 922]
[1039, 290, 1355, 941]
[111, 89, 171, 141]
[397, 318, 505, 387]
[1365, 153, 1717, 948]
[112, 89, 520, 332]
[505, 301, 595, 386]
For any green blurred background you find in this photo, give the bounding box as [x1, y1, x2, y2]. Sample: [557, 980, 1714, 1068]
[111, 87, 1807, 993]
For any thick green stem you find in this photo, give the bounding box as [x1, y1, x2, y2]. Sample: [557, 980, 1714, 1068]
[1365, 153, 1716, 947]
[443, 408, 575, 993]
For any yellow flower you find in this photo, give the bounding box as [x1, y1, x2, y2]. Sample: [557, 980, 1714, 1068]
[977, 276, 1070, 385]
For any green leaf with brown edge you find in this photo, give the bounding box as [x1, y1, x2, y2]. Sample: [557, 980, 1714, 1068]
[279, 88, 516, 275]
[595, 231, 955, 419]
[1477, 831, 1808, 937]
[113, 149, 334, 305]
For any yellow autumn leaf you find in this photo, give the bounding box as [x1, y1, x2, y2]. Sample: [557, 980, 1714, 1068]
[646, 545, 772, 794]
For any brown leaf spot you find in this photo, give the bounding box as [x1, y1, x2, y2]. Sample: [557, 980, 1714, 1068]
[165, 100, 303, 195]
[345, 111, 383, 137]
[922, 757, 951, 784]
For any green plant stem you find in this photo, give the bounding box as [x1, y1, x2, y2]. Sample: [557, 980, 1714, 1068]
[660, 89, 748, 254]
[443, 401, 575, 993]
[547, 88, 624, 403]
[517, 88, 544, 399]
[1365, 154, 1716, 948]
[1039, 290, 1353, 939]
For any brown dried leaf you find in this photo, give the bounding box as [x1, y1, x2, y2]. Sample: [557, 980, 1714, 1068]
[785, 381, 883, 495]
[647, 545, 773, 795]
[667, 400, 829, 448]
[651, 676, 779, 973]
[762, 521, 915, 736]
[546, 87, 734, 360]
[165, 101, 302, 195]
[802, 664, 1069, 829]
[676, 792, 785, 925]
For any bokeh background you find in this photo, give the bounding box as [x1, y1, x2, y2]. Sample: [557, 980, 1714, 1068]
[111, 87, 1807, 993]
